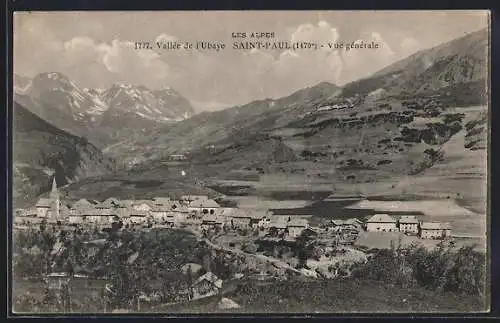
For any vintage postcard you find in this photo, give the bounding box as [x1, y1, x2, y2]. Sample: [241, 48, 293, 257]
[11, 11, 490, 314]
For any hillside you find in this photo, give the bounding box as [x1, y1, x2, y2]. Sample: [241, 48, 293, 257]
[106, 82, 341, 165]
[90, 29, 489, 206]
[341, 28, 488, 104]
[12, 101, 115, 208]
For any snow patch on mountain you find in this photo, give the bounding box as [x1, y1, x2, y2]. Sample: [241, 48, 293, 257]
[17, 73, 195, 128]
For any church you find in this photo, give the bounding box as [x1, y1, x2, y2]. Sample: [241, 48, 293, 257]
[34, 177, 62, 220]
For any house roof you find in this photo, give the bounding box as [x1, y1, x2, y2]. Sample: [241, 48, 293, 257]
[35, 198, 53, 208]
[71, 198, 93, 209]
[193, 272, 222, 289]
[132, 200, 154, 206]
[421, 222, 451, 230]
[345, 218, 363, 225]
[230, 210, 251, 219]
[273, 216, 291, 223]
[230, 209, 265, 219]
[150, 199, 177, 211]
[218, 208, 237, 216]
[95, 204, 112, 209]
[399, 215, 419, 224]
[73, 209, 118, 216]
[172, 204, 190, 213]
[150, 206, 171, 212]
[268, 220, 287, 229]
[47, 272, 70, 278]
[190, 199, 220, 208]
[202, 214, 223, 223]
[99, 198, 120, 208]
[287, 219, 309, 228]
[129, 210, 149, 217]
[116, 200, 134, 208]
[367, 214, 396, 223]
[302, 227, 318, 235]
[24, 208, 38, 216]
[152, 197, 172, 206]
[331, 220, 344, 226]
[60, 205, 70, 215]
[246, 210, 267, 219]
[182, 195, 209, 201]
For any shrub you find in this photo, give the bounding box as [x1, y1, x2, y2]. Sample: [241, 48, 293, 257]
[352, 242, 486, 296]
[377, 159, 392, 166]
[465, 127, 483, 138]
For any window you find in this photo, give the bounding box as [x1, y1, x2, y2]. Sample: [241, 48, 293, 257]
[203, 209, 208, 214]
[210, 209, 215, 215]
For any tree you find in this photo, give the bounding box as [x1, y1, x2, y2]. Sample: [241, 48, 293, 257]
[186, 265, 194, 287]
[295, 230, 316, 269]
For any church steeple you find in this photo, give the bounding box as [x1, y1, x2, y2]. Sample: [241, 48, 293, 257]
[50, 176, 60, 218]
[51, 176, 58, 196]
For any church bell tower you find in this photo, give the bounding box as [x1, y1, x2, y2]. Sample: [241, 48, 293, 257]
[50, 176, 60, 219]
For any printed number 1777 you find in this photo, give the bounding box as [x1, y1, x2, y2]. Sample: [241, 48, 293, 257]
[135, 42, 152, 50]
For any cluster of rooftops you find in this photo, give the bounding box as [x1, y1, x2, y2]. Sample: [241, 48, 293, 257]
[15, 179, 451, 237]
[17, 193, 314, 231]
[366, 213, 451, 230]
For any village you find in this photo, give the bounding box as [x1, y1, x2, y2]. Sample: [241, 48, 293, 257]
[14, 178, 453, 241]
[13, 177, 455, 312]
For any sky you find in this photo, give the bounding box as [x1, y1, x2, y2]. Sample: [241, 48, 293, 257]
[13, 11, 489, 109]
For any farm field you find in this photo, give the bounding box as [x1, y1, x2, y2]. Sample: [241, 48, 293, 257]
[355, 231, 486, 252]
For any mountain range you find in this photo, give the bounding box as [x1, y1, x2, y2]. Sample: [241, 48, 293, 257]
[12, 28, 489, 210]
[14, 72, 195, 149]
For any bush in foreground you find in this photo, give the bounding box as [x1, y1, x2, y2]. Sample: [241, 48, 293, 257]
[352, 242, 486, 297]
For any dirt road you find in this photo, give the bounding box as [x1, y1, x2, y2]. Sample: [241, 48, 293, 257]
[187, 228, 303, 275]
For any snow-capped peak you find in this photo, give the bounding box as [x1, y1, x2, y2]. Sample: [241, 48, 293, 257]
[23, 73, 195, 125]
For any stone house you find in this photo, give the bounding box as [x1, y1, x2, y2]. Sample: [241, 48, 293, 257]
[344, 218, 363, 230]
[330, 219, 345, 232]
[248, 211, 267, 229]
[188, 199, 220, 215]
[132, 200, 154, 212]
[366, 214, 398, 232]
[181, 195, 209, 203]
[35, 198, 52, 218]
[68, 209, 85, 225]
[286, 219, 309, 238]
[190, 272, 222, 300]
[152, 197, 172, 206]
[200, 214, 224, 231]
[14, 208, 38, 225]
[329, 219, 359, 233]
[128, 210, 149, 225]
[420, 222, 452, 239]
[171, 205, 191, 224]
[78, 209, 118, 225]
[229, 211, 252, 229]
[150, 206, 172, 223]
[96, 198, 120, 209]
[258, 216, 271, 228]
[71, 198, 94, 209]
[267, 219, 288, 237]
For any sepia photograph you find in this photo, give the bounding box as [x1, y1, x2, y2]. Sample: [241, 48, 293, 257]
[11, 10, 490, 314]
